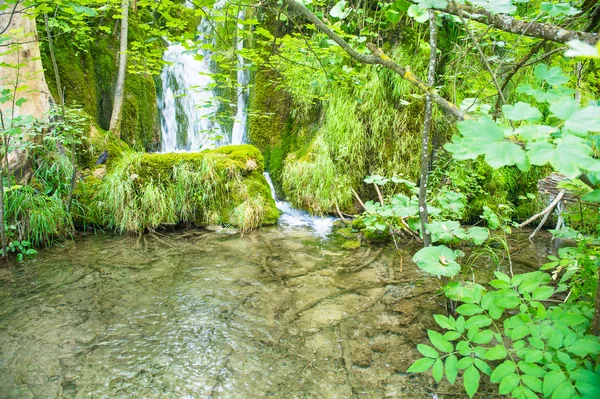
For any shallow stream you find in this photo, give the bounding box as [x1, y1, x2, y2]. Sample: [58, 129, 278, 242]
[0, 226, 552, 398]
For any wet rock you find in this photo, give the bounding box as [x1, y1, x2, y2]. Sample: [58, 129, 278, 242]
[349, 339, 372, 367]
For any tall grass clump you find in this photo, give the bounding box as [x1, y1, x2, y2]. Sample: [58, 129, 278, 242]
[95, 151, 271, 233]
[5, 185, 71, 247]
[282, 136, 353, 214]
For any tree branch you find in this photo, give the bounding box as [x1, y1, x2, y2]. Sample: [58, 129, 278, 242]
[407, 1, 600, 45]
[283, 0, 466, 120]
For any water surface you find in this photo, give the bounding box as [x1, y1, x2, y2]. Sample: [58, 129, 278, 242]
[0, 226, 551, 398]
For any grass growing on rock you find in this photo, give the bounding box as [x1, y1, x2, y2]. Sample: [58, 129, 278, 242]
[92, 145, 278, 233]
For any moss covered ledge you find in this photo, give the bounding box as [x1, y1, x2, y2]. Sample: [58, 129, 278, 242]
[77, 144, 279, 233]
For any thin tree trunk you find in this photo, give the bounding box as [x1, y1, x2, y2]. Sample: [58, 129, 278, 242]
[0, 109, 6, 261]
[592, 279, 600, 335]
[418, 10, 438, 248]
[109, 0, 129, 134]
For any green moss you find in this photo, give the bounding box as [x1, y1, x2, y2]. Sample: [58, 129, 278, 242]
[336, 227, 357, 239]
[362, 228, 390, 242]
[90, 145, 278, 233]
[120, 72, 160, 151]
[341, 240, 361, 250]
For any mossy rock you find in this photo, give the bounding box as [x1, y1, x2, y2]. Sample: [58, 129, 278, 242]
[336, 227, 357, 239]
[341, 240, 361, 250]
[362, 228, 390, 242]
[87, 145, 278, 233]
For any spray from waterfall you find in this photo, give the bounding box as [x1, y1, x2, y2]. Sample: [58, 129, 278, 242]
[231, 8, 249, 145]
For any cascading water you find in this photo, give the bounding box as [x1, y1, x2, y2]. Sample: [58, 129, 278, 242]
[158, 17, 222, 152]
[263, 172, 335, 237]
[231, 9, 249, 145]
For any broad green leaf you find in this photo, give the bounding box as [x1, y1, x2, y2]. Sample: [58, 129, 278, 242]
[432, 358, 443, 382]
[466, 227, 488, 245]
[457, 356, 473, 369]
[494, 271, 510, 283]
[503, 102, 542, 121]
[521, 374, 543, 393]
[413, 245, 461, 277]
[385, 9, 401, 23]
[484, 344, 507, 360]
[474, 358, 492, 375]
[540, 2, 580, 17]
[550, 97, 580, 120]
[552, 381, 575, 399]
[518, 361, 546, 378]
[548, 330, 563, 350]
[535, 64, 570, 86]
[418, 0, 448, 8]
[473, 329, 493, 344]
[445, 354, 458, 384]
[494, 289, 520, 309]
[407, 357, 435, 372]
[498, 372, 520, 395]
[564, 106, 600, 133]
[407, 5, 429, 23]
[582, 189, 600, 202]
[491, 360, 516, 383]
[456, 304, 483, 316]
[464, 315, 492, 329]
[532, 286, 554, 300]
[463, 365, 480, 398]
[485, 141, 526, 169]
[330, 0, 349, 19]
[428, 330, 453, 353]
[527, 141, 555, 165]
[566, 339, 600, 357]
[433, 314, 454, 330]
[543, 370, 567, 397]
[515, 124, 556, 142]
[417, 344, 439, 358]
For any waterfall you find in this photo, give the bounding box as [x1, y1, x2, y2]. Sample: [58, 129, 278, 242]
[263, 172, 335, 237]
[158, 17, 222, 152]
[158, 5, 249, 152]
[231, 8, 249, 145]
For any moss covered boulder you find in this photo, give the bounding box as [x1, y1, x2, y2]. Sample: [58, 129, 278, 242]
[76, 144, 279, 232]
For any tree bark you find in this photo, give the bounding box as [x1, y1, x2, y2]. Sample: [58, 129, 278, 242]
[592, 279, 600, 336]
[406, 1, 600, 45]
[419, 10, 438, 248]
[109, 0, 129, 134]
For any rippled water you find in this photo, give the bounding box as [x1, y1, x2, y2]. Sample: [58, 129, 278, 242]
[0, 226, 552, 398]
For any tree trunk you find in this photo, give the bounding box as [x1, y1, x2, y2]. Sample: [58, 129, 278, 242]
[592, 276, 600, 336]
[109, 0, 129, 134]
[418, 10, 438, 248]
[0, 3, 52, 180]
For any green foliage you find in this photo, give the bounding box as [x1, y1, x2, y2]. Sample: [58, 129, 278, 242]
[7, 239, 37, 261]
[409, 273, 600, 399]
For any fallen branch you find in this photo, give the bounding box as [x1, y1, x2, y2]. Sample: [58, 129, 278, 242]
[519, 190, 565, 228]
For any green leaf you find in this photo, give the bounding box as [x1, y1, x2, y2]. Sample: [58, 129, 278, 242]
[474, 358, 492, 376]
[485, 141, 527, 169]
[457, 356, 473, 369]
[466, 227, 488, 245]
[582, 189, 600, 202]
[330, 0, 349, 19]
[463, 365, 480, 398]
[444, 281, 485, 304]
[543, 370, 567, 397]
[417, 344, 439, 358]
[535, 64, 570, 86]
[413, 245, 461, 277]
[565, 106, 600, 133]
[499, 372, 520, 395]
[548, 330, 564, 350]
[455, 304, 483, 316]
[550, 98, 580, 120]
[566, 339, 600, 357]
[473, 330, 493, 344]
[464, 315, 492, 329]
[503, 102, 542, 121]
[418, 0, 448, 8]
[484, 344, 507, 360]
[489, 279, 511, 289]
[540, 2, 580, 17]
[521, 375, 543, 394]
[407, 357, 435, 373]
[445, 116, 504, 160]
[433, 314, 454, 330]
[428, 330, 453, 353]
[15, 98, 27, 107]
[494, 290, 521, 309]
[552, 381, 575, 399]
[385, 9, 401, 23]
[532, 286, 554, 300]
[432, 358, 443, 383]
[491, 360, 516, 383]
[445, 355, 458, 384]
[518, 361, 546, 378]
[407, 4, 429, 23]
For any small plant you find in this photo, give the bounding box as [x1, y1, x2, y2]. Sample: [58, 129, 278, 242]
[408, 272, 600, 399]
[7, 240, 37, 261]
